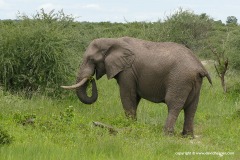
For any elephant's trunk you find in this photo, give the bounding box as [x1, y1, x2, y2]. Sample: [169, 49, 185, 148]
[61, 57, 98, 104]
[76, 78, 98, 104]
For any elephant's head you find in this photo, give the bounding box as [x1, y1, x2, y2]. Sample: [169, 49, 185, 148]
[61, 37, 135, 104]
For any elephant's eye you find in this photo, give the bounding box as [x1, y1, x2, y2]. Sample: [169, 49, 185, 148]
[101, 50, 107, 57]
[87, 56, 95, 63]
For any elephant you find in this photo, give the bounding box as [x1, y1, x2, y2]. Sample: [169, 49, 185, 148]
[61, 37, 212, 137]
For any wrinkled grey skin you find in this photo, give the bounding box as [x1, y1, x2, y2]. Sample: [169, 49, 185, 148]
[64, 37, 212, 137]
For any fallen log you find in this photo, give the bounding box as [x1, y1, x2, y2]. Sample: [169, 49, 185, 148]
[92, 121, 118, 135]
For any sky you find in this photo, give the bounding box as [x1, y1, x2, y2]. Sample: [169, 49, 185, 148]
[0, 0, 239, 23]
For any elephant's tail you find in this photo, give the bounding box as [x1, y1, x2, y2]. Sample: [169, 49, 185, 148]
[205, 73, 213, 85]
[200, 71, 212, 86]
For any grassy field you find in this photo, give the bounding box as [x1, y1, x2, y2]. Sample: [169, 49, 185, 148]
[0, 64, 240, 160]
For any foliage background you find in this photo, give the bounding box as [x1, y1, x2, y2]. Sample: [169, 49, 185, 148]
[0, 9, 239, 95]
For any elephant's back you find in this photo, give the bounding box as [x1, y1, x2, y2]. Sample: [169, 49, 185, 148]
[124, 37, 206, 74]
[154, 42, 205, 71]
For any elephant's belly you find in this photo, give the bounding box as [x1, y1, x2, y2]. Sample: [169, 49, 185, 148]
[133, 65, 168, 103]
[137, 82, 166, 103]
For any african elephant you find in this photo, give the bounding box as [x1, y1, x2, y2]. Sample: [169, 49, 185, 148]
[61, 37, 212, 137]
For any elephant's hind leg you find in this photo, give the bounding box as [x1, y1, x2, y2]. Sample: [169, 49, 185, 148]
[182, 81, 202, 137]
[164, 85, 192, 135]
[164, 106, 182, 135]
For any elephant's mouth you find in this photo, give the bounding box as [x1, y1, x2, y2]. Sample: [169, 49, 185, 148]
[95, 67, 105, 80]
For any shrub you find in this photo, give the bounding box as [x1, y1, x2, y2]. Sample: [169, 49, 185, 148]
[0, 10, 80, 96]
[228, 29, 240, 70]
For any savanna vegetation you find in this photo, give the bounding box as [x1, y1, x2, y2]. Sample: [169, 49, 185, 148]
[0, 9, 239, 159]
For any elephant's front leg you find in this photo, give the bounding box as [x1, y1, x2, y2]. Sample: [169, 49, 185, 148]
[120, 88, 141, 119]
[117, 70, 140, 119]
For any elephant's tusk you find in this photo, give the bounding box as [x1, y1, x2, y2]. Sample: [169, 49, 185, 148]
[61, 78, 88, 89]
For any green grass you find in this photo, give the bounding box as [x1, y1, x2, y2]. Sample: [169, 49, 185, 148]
[0, 66, 240, 160]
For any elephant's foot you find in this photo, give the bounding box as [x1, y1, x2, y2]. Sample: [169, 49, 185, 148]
[163, 127, 175, 136]
[124, 110, 137, 120]
[182, 130, 194, 139]
[125, 114, 137, 121]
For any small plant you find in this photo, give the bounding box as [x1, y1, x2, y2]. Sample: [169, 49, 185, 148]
[0, 126, 13, 145]
[37, 106, 76, 132]
[13, 112, 36, 126]
[59, 106, 75, 123]
[234, 107, 240, 118]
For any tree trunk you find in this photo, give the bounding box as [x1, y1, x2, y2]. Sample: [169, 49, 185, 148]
[220, 74, 227, 93]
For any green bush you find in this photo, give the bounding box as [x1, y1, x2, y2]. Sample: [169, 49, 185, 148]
[228, 29, 240, 70]
[0, 10, 80, 96]
[0, 126, 13, 145]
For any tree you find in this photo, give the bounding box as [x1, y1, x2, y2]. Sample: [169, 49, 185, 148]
[162, 9, 213, 51]
[209, 45, 229, 93]
[226, 16, 238, 25]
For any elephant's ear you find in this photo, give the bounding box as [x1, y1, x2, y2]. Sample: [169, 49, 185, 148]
[104, 45, 135, 79]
